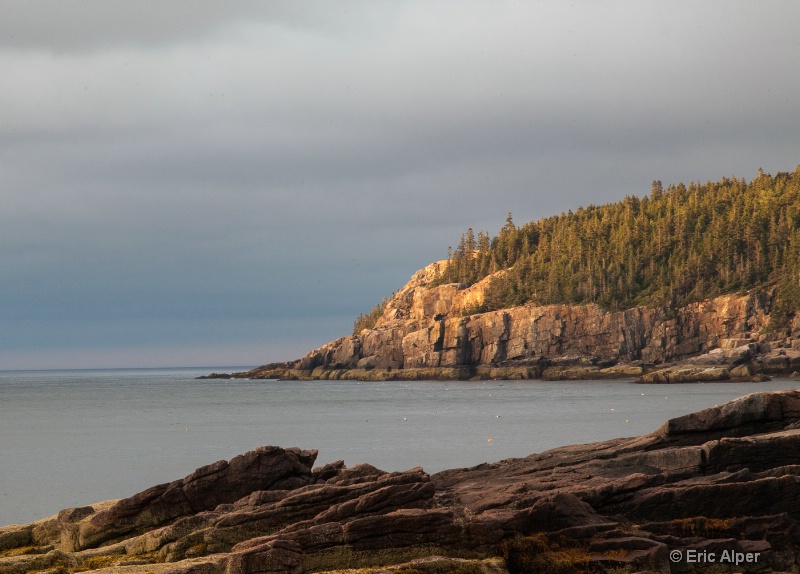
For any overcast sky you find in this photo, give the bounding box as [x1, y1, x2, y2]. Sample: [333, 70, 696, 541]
[2, 1, 799, 369]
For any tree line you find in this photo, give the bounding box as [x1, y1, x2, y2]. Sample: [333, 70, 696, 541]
[357, 166, 800, 334]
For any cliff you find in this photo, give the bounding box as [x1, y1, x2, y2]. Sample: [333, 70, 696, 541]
[4, 389, 800, 573]
[233, 262, 800, 382]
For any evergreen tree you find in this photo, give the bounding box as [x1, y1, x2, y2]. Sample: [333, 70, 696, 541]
[359, 167, 800, 328]
[431, 167, 800, 316]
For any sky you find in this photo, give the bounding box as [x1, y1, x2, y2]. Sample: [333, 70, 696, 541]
[1, 1, 799, 370]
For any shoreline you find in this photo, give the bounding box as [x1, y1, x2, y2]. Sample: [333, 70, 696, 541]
[4, 389, 800, 573]
[200, 361, 798, 384]
[201, 333, 800, 384]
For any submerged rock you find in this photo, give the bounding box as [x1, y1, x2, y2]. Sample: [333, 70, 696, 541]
[3, 390, 800, 573]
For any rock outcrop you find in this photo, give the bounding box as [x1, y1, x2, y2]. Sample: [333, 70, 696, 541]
[219, 261, 800, 382]
[4, 390, 800, 573]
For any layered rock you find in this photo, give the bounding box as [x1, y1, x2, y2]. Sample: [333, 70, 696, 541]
[4, 390, 800, 573]
[227, 261, 799, 382]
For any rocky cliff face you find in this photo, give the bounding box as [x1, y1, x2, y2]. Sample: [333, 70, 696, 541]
[239, 261, 800, 381]
[4, 390, 800, 573]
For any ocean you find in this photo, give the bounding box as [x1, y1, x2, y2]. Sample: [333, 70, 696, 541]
[0, 367, 797, 527]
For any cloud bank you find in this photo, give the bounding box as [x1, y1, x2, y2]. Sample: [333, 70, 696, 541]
[2, 1, 799, 368]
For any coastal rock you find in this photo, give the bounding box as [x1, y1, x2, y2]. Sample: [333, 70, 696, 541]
[4, 390, 800, 573]
[757, 348, 800, 373]
[636, 365, 732, 384]
[58, 446, 318, 552]
[224, 261, 795, 382]
[322, 556, 509, 574]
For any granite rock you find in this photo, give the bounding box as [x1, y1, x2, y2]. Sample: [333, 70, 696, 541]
[234, 262, 794, 382]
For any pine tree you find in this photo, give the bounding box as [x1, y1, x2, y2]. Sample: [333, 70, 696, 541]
[402, 167, 800, 324]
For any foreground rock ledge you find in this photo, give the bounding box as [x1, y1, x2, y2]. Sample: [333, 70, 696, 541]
[3, 390, 800, 574]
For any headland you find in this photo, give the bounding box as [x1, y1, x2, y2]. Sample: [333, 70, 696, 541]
[205, 261, 800, 384]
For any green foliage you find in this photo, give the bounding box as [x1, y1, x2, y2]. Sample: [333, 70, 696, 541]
[432, 227, 496, 287]
[353, 296, 390, 334]
[768, 239, 800, 332]
[435, 167, 800, 316]
[461, 302, 489, 316]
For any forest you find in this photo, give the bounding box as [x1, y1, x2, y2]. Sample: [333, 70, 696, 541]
[355, 167, 800, 334]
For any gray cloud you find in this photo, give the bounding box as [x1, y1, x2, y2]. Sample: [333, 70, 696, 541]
[2, 1, 800, 368]
[0, 1, 378, 52]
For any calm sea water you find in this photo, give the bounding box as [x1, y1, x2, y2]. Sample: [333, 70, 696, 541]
[0, 367, 797, 527]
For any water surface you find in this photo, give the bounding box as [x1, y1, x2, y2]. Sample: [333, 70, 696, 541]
[1, 367, 796, 526]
